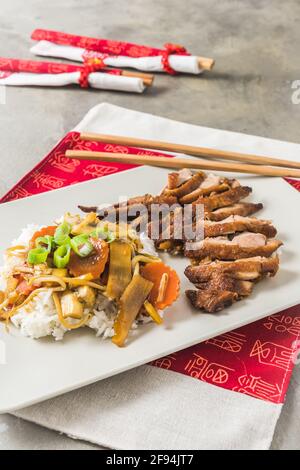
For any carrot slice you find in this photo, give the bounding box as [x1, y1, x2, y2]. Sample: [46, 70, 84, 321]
[68, 238, 109, 279]
[16, 279, 36, 296]
[30, 226, 57, 248]
[140, 262, 180, 310]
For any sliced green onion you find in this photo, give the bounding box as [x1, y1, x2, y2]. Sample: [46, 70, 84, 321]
[54, 222, 71, 246]
[70, 234, 93, 257]
[53, 244, 71, 268]
[27, 247, 49, 265]
[35, 235, 54, 253]
[92, 226, 115, 243]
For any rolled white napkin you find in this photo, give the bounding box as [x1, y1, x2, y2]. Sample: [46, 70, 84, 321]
[31, 40, 203, 75]
[0, 70, 145, 93]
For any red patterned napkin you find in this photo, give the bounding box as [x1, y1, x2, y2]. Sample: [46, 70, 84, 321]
[2, 131, 300, 405]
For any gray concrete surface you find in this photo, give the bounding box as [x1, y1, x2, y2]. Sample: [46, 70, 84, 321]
[0, 0, 300, 450]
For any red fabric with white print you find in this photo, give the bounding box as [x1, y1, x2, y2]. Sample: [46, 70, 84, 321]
[1, 131, 299, 404]
[31, 29, 190, 74]
[31, 29, 190, 58]
[0, 57, 122, 76]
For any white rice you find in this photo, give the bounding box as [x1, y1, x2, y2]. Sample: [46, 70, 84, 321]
[10, 289, 116, 341]
[0, 222, 157, 342]
[11, 290, 66, 341]
[0, 224, 42, 289]
[11, 224, 41, 247]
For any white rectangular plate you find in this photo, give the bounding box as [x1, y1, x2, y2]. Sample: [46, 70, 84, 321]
[0, 165, 299, 412]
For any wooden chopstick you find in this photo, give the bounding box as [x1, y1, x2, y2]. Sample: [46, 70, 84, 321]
[120, 70, 154, 86]
[79, 132, 300, 170]
[197, 57, 215, 70]
[65, 149, 300, 178]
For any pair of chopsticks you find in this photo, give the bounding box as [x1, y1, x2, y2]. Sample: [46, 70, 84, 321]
[119, 71, 154, 86]
[0, 58, 154, 87]
[65, 133, 300, 178]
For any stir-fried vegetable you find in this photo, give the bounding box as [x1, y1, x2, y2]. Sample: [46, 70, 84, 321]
[112, 274, 153, 347]
[52, 268, 68, 278]
[35, 235, 54, 253]
[30, 226, 56, 248]
[144, 300, 163, 324]
[60, 291, 84, 319]
[16, 279, 36, 296]
[1, 211, 181, 346]
[63, 275, 105, 290]
[27, 247, 49, 265]
[131, 254, 160, 269]
[93, 225, 115, 243]
[70, 234, 93, 257]
[68, 238, 109, 279]
[106, 240, 132, 300]
[77, 285, 96, 307]
[29, 275, 67, 291]
[6, 276, 19, 293]
[71, 212, 98, 235]
[53, 244, 71, 268]
[52, 292, 90, 330]
[1, 277, 66, 321]
[54, 222, 71, 246]
[140, 262, 180, 310]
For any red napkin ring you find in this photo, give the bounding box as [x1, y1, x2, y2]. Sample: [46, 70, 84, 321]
[161, 43, 189, 75]
[79, 57, 106, 88]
